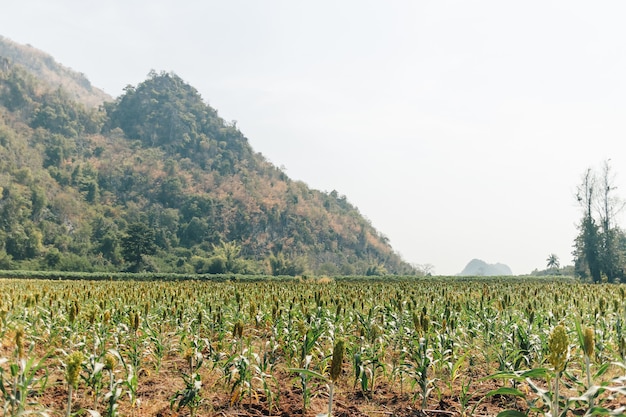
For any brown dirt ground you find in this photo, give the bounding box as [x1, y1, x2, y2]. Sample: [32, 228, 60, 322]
[4, 330, 626, 416]
[27, 356, 532, 417]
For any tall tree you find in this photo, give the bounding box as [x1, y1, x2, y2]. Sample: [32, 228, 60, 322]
[598, 161, 625, 281]
[575, 168, 601, 282]
[574, 162, 625, 282]
[546, 253, 560, 272]
[121, 223, 156, 272]
[212, 241, 242, 273]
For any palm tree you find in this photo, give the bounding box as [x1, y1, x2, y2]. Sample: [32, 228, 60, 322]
[546, 253, 560, 273]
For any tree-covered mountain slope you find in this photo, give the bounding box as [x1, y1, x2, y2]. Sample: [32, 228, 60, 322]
[0, 36, 110, 107]
[0, 37, 415, 275]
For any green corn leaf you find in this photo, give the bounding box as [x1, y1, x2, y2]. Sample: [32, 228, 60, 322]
[287, 367, 329, 382]
[486, 387, 526, 398]
[520, 368, 549, 379]
[496, 411, 527, 417]
[588, 405, 626, 416]
[594, 362, 611, 379]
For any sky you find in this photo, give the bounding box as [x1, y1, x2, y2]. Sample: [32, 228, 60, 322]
[2, 1, 626, 275]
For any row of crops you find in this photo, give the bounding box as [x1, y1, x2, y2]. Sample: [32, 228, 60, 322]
[1, 277, 626, 416]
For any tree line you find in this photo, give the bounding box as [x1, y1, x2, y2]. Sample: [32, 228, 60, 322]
[573, 161, 626, 282]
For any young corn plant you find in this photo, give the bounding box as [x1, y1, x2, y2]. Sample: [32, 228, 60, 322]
[548, 324, 569, 417]
[145, 321, 169, 373]
[326, 339, 344, 417]
[487, 324, 570, 417]
[124, 311, 143, 372]
[445, 352, 469, 398]
[457, 377, 473, 416]
[223, 320, 257, 407]
[103, 351, 122, 417]
[64, 351, 84, 417]
[289, 339, 345, 417]
[109, 344, 140, 414]
[576, 322, 596, 407]
[409, 335, 435, 410]
[124, 358, 140, 412]
[390, 347, 410, 397]
[250, 341, 280, 413]
[353, 317, 385, 397]
[81, 352, 106, 410]
[568, 322, 621, 414]
[0, 327, 51, 417]
[170, 345, 203, 417]
[296, 324, 324, 410]
[223, 347, 254, 407]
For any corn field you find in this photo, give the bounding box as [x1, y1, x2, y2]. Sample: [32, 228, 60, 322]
[1, 277, 626, 416]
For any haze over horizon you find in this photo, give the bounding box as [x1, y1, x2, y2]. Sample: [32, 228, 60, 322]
[3, 1, 626, 275]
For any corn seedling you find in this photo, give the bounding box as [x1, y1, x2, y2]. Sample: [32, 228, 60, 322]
[251, 340, 280, 413]
[145, 322, 169, 373]
[103, 351, 122, 417]
[548, 324, 569, 416]
[81, 352, 106, 409]
[409, 336, 435, 409]
[0, 327, 51, 417]
[289, 339, 344, 417]
[64, 350, 83, 417]
[109, 346, 140, 413]
[296, 323, 324, 410]
[170, 344, 203, 417]
[326, 339, 344, 417]
[224, 347, 254, 407]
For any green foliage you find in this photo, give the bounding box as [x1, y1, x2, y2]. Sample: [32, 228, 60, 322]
[31, 88, 102, 137]
[0, 56, 414, 276]
[3, 276, 626, 415]
[574, 163, 626, 283]
[0, 339, 51, 417]
[268, 252, 308, 276]
[105, 71, 249, 170]
[121, 223, 157, 272]
[366, 263, 388, 276]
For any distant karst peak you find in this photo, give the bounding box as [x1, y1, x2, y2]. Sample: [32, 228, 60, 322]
[458, 258, 513, 276]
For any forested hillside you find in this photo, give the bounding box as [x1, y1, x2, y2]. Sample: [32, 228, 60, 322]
[0, 37, 415, 276]
[0, 35, 110, 107]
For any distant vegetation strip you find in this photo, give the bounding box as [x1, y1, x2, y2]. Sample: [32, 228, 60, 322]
[0, 270, 293, 282]
[0, 269, 578, 283]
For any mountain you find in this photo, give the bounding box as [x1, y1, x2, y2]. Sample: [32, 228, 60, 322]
[0, 36, 415, 276]
[458, 259, 512, 276]
[0, 36, 110, 107]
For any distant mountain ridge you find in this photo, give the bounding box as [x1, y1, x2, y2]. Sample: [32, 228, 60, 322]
[0, 35, 415, 276]
[458, 259, 512, 276]
[0, 35, 110, 107]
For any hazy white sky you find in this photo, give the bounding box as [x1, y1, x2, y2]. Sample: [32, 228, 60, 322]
[2, 1, 626, 275]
